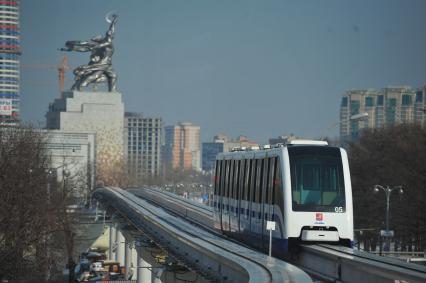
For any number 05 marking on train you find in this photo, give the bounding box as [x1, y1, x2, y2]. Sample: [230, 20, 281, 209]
[335, 207, 344, 213]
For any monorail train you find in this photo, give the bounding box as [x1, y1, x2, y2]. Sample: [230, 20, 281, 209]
[212, 140, 353, 255]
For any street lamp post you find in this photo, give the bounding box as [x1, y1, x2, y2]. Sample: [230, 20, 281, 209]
[373, 184, 403, 252]
[321, 112, 369, 139]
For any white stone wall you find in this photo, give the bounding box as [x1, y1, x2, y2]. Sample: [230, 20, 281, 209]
[43, 130, 96, 196]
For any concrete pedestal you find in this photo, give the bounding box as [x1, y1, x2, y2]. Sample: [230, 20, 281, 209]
[46, 90, 124, 185]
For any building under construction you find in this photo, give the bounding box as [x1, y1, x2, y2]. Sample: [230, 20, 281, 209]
[0, 0, 20, 126]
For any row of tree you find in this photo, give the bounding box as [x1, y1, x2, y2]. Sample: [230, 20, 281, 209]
[348, 124, 426, 252]
[0, 127, 79, 282]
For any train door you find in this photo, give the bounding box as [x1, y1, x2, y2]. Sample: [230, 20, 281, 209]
[269, 157, 277, 226]
[228, 159, 235, 233]
[241, 159, 251, 236]
[249, 159, 257, 234]
[217, 160, 224, 231]
[251, 159, 263, 240]
[221, 159, 230, 232]
[260, 158, 268, 246]
[228, 160, 235, 232]
[213, 160, 221, 230]
[237, 159, 246, 236]
[262, 157, 275, 250]
[230, 160, 240, 234]
[271, 157, 283, 240]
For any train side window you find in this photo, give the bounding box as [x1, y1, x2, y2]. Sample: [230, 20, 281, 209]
[274, 157, 284, 217]
[245, 159, 251, 201]
[255, 159, 263, 203]
[250, 159, 257, 203]
[231, 160, 234, 200]
[229, 160, 234, 200]
[239, 159, 245, 201]
[220, 160, 225, 197]
[228, 160, 234, 200]
[234, 160, 240, 199]
[269, 157, 276, 205]
[263, 158, 270, 205]
[233, 160, 237, 199]
[214, 160, 220, 195]
[224, 160, 229, 199]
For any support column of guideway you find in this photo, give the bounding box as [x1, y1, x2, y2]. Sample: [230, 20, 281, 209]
[124, 238, 132, 279]
[115, 228, 126, 266]
[109, 218, 209, 282]
[135, 238, 208, 283]
[118, 224, 141, 279]
[131, 243, 138, 279]
[136, 245, 152, 283]
[108, 223, 116, 260]
[123, 233, 139, 280]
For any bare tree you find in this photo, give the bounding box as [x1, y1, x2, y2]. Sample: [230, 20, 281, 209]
[349, 124, 426, 251]
[0, 126, 92, 282]
[0, 126, 52, 281]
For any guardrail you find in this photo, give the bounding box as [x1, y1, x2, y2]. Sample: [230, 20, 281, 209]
[94, 187, 312, 283]
[296, 244, 426, 283]
[370, 251, 426, 257]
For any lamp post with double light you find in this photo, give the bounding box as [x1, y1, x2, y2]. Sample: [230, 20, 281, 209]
[321, 112, 369, 140]
[373, 184, 403, 252]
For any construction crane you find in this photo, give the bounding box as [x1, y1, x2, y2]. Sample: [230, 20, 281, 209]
[57, 55, 71, 94]
[21, 55, 72, 95]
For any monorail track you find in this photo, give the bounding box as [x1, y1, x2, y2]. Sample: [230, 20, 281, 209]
[128, 186, 426, 283]
[96, 187, 311, 282]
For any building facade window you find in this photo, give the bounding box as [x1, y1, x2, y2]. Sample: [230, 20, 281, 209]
[402, 94, 412, 106]
[350, 100, 360, 115]
[415, 91, 423, 103]
[377, 95, 384, 106]
[365, 97, 374, 107]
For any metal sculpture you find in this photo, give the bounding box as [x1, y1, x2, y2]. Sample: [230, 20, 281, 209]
[60, 13, 118, 92]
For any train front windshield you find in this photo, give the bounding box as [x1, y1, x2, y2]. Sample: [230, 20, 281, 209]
[289, 146, 346, 212]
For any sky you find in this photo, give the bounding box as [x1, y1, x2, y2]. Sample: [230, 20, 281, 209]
[21, 0, 426, 143]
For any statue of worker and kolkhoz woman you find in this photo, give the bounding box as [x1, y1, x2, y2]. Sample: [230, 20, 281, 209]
[60, 12, 118, 92]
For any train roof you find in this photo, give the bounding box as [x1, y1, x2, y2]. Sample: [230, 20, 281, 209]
[217, 140, 332, 159]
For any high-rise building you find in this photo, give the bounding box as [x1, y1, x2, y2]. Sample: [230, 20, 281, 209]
[164, 122, 201, 171]
[201, 134, 259, 172]
[340, 86, 426, 140]
[202, 142, 224, 172]
[124, 112, 163, 179]
[0, 1, 20, 126]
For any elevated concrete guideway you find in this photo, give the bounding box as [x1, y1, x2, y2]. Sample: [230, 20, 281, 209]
[93, 187, 312, 283]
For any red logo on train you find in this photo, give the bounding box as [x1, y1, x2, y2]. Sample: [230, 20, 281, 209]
[316, 213, 323, 221]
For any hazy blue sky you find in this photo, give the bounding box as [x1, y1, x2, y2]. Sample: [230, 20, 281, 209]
[21, 0, 426, 143]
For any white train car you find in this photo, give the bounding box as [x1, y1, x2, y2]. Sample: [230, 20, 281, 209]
[212, 140, 354, 255]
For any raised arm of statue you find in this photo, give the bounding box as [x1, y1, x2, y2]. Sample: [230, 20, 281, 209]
[106, 14, 118, 39]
